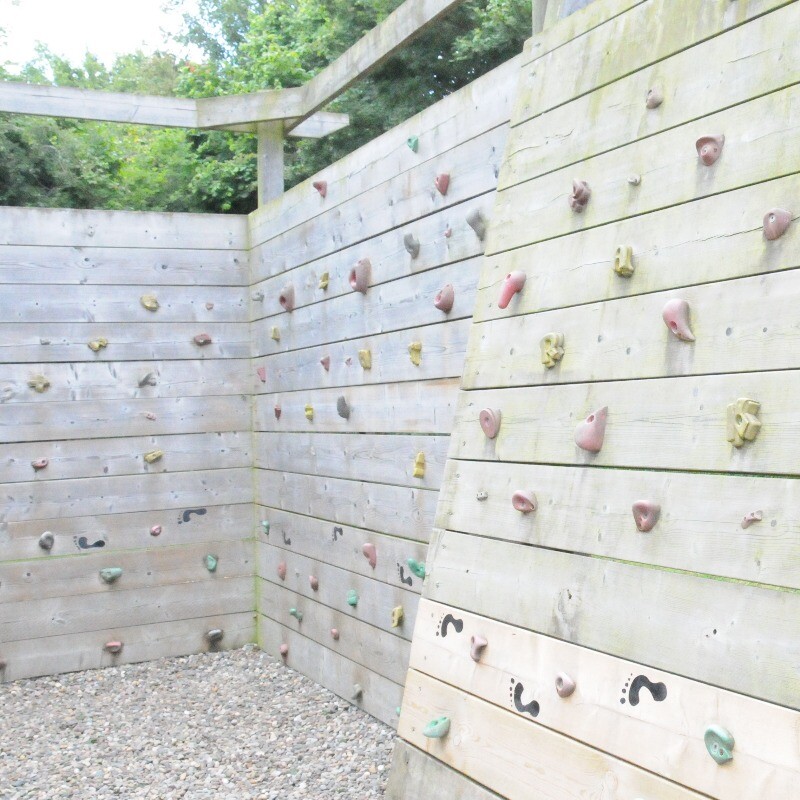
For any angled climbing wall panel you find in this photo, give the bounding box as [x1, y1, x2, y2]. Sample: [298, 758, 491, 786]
[0, 208, 255, 679]
[388, 0, 800, 797]
[250, 55, 521, 726]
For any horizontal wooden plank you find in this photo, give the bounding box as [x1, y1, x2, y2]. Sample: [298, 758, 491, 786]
[437, 459, 800, 588]
[399, 670, 704, 799]
[450, 371, 800, 475]
[427, 529, 800, 707]
[196, 86, 304, 128]
[0, 394, 250, 444]
[255, 379, 458, 434]
[255, 433, 449, 490]
[411, 598, 800, 800]
[256, 471, 435, 543]
[256, 507, 428, 594]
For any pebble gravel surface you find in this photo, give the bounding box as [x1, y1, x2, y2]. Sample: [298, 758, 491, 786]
[0, 645, 395, 799]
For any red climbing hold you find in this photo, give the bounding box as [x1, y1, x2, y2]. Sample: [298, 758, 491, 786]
[193, 333, 212, 346]
[434, 174, 450, 195]
[313, 180, 327, 198]
[31, 458, 48, 471]
[362, 542, 377, 569]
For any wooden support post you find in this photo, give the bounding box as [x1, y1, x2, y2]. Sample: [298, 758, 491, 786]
[532, 0, 549, 33]
[257, 121, 284, 205]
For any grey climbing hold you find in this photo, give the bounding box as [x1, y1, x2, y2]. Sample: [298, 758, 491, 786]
[337, 396, 351, 419]
[205, 554, 218, 572]
[351, 683, 363, 700]
[403, 233, 421, 258]
[38, 532, 55, 551]
[465, 209, 487, 240]
[99, 567, 123, 584]
[206, 628, 224, 644]
[251, 290, 265, 302]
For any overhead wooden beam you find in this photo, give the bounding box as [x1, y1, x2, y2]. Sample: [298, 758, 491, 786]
[213, 111, 350, 137]
[195, 87, 305, 128]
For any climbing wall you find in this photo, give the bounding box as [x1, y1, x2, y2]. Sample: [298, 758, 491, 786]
[389, 0, 800, 796]
[0, 207, 255, 680]
[250, 55, 521, 725]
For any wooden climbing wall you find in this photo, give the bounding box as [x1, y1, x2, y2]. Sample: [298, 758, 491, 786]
[250, 55, 521, 726]
[0, 207, 255, 680]
[388, 0, 800, 797]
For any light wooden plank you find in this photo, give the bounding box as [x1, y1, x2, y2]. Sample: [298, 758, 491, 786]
[437, 459, 800, 588]
[400, 670, 705, 799]
[285, 111, 350, 139]
[196, 87, 304, 128]
[257, 120, 284, 205]
[449, 371, 800, 476]
[427, 529, 800, 707]
[255, 507, 428, 594]
[256, 471, 436, 543]
[411, 598, 800, 800]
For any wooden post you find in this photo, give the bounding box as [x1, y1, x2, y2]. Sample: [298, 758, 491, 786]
[532, 0, 549, 33]
[257, 121, 284, 205]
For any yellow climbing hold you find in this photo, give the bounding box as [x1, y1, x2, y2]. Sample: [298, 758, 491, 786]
[87, 337, 108, 352]
[270, 326, 281, 342]
[140, 294, 159, 312]
[144, 450, 164, 464]
[613, 245, 635, 278]
[391, 606, 405, 628]
[305, 404, 314, 421]
[408, 341, 422, 366]
[319, 272, 329, 290]
[413, 452, 425, 478]
[358, 349, 372, 370]
[28, 375, 50, 393]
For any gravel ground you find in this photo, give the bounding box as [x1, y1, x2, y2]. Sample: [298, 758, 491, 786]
[0, 645, 395, 799]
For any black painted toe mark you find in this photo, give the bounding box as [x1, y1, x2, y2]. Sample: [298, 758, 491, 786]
[180, 508, 207, 523]
[622, 674, 667, 706]
[436, 613, 464, 638]
[397, 563, 413, 586]
[510, 678, 539, 718]
[74, 536, 105, 550]
[332, 526, 343, 541]
[282, 531, 291, 545]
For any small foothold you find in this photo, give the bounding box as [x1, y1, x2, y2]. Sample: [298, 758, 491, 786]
[407, 558, 426, 579]
[476, 491, 488, 501]
[613, 245, 635, 278]
[362, 543, 377, 569]
[145, 412, 157, 420]
[555, 673, 576, 697]
[313, 180, 327, 198]
[38, 532, 55, 551]
[705, 725, 735, 765]
[404, 233, 421, 258]
[318, 271, 329, 290]
[498, 271, 526, 309]
[412, 452, 425, 479]
[279, 643, 289, 657]
[569, 179, 591, 212]
[277, 561, 287, 581]
[304, 404, 314, 421]
[193, 333, 212, 346]
[144, 450, 164, 464]
[330, 628, 340, 640]
[206, 628, 224, 644]
[345, 357, 352, 366]
[31, 458, 48, 471]
[320, 355, 331, 371]
[289, 607, 303, 622]
[465, 208, 487, 240]
[138, 372, 157, 387]
[256, 366, 266, 383]
[574, 406, 608, 453]
[662, 299, 695, 341]
[434, 284, 454, 313]
[349, 258, 371, 293]
[99, 567, 123, 584]
[309, 575, 319, 591]
[627, 174, 641, 186]
[540, 332, 565, 368]
[28, 374, 50, 393]
[251, 290, 265, 302]
[726, 398, 762, 447]
[763, 208, 792, 240]
[140, 294, 159, 312]
[88, 337, 108, 352]
[512, 490, 537, 514]
[696, 134, 724, 166]
[104, 641, 123, 655]
[39, 337, 50, 345]
[261, 520, 270, 535]
[408, 341, 422, 366]
[434, 173, 450, 195]
[479, 408, 501, 439]
[270, 326, 281, 342]
[150, 525, 162, 536]
[205, 554, 218, 573]
[346, 589, 359, 607]
[358, 349, 372, 370]
[632, 501, 661, 532]
[645, 86, 663, 109]
[391, 606, 404, 627]
[205, 302, 214, 311]
[274, 405, 282, 420]
[336, 396, 351, 419]
[444, 227, 452, 238]
[351, 683, 363, 700]
[423, 716, 450, 739]
[741, 510, 763, 529]
[470, 635, 488, 662]
[407, 135, 419, 152]
[279, 284, 295, 312]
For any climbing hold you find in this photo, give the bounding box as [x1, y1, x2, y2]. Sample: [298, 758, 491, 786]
[277, 561, 287, 580]
[726, 398, 761, 447]
[140, 294, 159, 312]
[358, 349, 372, 370]
[345, 357, 352, 366]
[289, 607, 303, 622]
[304, 404, 314, 421]
[555, 673, 576, 698]
[256, 366, 266, 383]
[205, 554, 218, 573]
[104, 641, 123, 655]
[279, 643, 289, 657]
[569, 179, 591, 212]
[645, 86, 663, 109]
[404, 233, 421, 258]
[704, 725, 735, 765]
[741, 510, 763, 529]
[193, 333, 212, 346]
[144, 412, 157, 420]
[540, 332, 565, 368]
[28, 374, 50, 393]
[99, 567, 123, 584]
[476, 491, 488, 501]
[274, 405, 282, 420]
[434, 173, 450, 195]
[444, 226, 452, 238]
[206, 628, 224, 644]
[413, 452, 425, 479]
[479, 408, 501, 440]
[150, 525, 162, 536]
[319, 271, 329, 290]
[498, 270, 526, 309]
[349, 258, 371, 294]
[351, 684, 363, 700]
[252, 290, 265, 302]
[407, 135, 419, 152]
[632, 501, 661, 532]
[627, 174, 642, 186]
[470, 635, 488, 662]
[144, 450, 164, 464]
[138, 372, 157, 387]
[313, 180, 327, 198]
[261, 520, 270, 535]
[512, 490, 537, 514]
[320, 355, 331, 371]
[434, 284, 454, 313]
[407, 558, 426, 579]
[31, 458, 48, 471]
[362, 543, 377, 569]
[38, 532, 55, 551]
[39, 338, 50, 345]
[408, 341, 422, 366]
[763, 208, 792, 240]
[331, 628, 340, 640]
[279, 284, 295, 312]
[309, 575, 319, 591]
[391, 606, 404, 627]
[270, 326, 280, 342]
[88, 337, 108, 352]
[205, 302, 214, 310]
[696, 135, 724, 166]
[346, 589, 359, 607]
[423, 717, 450, 739]
[662, 299, 695, 341]
[613, 245, 635, 277]
[574, 406, 608, 453]
[336, 396, 351, 419]
[465, 208, 487, 241]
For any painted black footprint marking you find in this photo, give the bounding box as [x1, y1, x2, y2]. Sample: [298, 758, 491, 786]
[332, 526, 343, 541]
[436, 614, 464, 638]
[397, 563, 413, 586]
[282, 531, 292, 546]
[74, 536, 105, 550]
[178, 508, 207, 524]
[510, 678, 539, 718]
[620, 673, 668, 706]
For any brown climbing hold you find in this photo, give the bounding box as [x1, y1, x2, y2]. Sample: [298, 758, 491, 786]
[330, 628, 340, 640]
[193, 333, 212, 346]
[144, 450, 164, 464]
[763, 208, 792, 241]
[498, 271, 526, 309]
[150, 525, 162, 536]
[645, 86, 663, 109]
[512, 490, 537, 514]
[320, 355, 331, 371]
[662, 299, 695, 341]
[696, 134, 724, 166]
[569, 179, 591, 212]
[556, 673, 576, 697]
[632, 500, 661, 532]
[313, 180, 327, 198]
[88, 337, 108, 352]
[274, 405, 282, 420]
[309, 575, 319, 591]
[277, 561, 287, 581]
[279, 284, 295, 312]
[140, 294, 159, 312]
[28, 375, 50, 393]
[479, 408, 501, 439]
[279, 643, 289, 657]
[349, 258, 371, 294]
[470, 635, 488, 662]
[362, 543, 377, 569]
[434, 284, 454, 313]
[104, 641, 123, 655]
[31, 458, 48, 471]
[256, 366, 266, 383]
[465, 209, 487, 240]
[434, 173, 450, 195]
[574, 407, 608, 453]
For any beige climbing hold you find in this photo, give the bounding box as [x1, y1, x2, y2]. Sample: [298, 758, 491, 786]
[408, 341, 422, 366]
[270, 326, 281, 342]
[318, 271, 329, 290]
[613, 245, 635, 277]
[391, 606, 405, 628]
[540, 333, 565, 368]
[140, 294, 159, 312]
[28, 375, 50, 393]
[304, 404, 314, 421]
[413, 452, 425, 478]
[88, 337, 108, 352]
[726, 398, 761, 448]
[143, 450, 164, 464]
[358, 349, 372, 370]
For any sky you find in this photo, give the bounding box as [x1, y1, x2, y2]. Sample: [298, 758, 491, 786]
[0, 0, 200, 70]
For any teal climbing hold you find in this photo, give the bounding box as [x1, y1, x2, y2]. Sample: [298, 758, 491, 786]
[407, 135, 419, 153]
[261, 520, 270, 535]
[289, 607, 303, 622]
[407, 558, 426, 579]
[99, 567, 123, 584]
[423, 716, 450, 739]
[346, 589, 359, 607]
[205, 554, 218, 572]
[704, 725, 735, 765]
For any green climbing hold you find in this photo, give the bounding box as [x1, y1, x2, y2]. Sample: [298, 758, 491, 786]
[289, 607, 303, 622]
[423, 716, 450, 739]
[261, 520, 270, 535]
[99, 567, 123, 584]
[205, 554, 218, 572]
[407, 135, 419, 153]
[407, 558, 426, 579]
[346, 589, 359, 607]
[704, 725, 735, 765]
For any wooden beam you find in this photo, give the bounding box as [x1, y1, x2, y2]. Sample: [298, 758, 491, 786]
[196, 87, 305, 128]
[286, 111, 350, 138]
[257, 121, 284, 204]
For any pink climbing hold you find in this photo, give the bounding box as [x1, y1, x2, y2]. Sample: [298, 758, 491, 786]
[150, 525, 162, 537]
[574, 407, 608, 453]
[320, 355, 331, 371]
[145, 412, 157, 420]
[104, 641, 123, 655]
[349, 258, 371, 294]
[479, 408, 501, 440]
[434, 284, 454, 313]
[498, 271, 526, 309]
[763, 208, 792, 241]
[632, 500, 661, 532]
[309, 575, 319, 590]
[277, 561, 287, 581]
[274, 405, 282, 420]
[741, 510, 763, 529]
[31, 458, 48, 471]
[279, 284, 295, 312]
[279, 643, 289, 657]
[331, 628, 340, 640]
[193, 333, 212, 346]
[443, 227, 452, 238]
[696, 134, 724, 166]
[555, 673, 576, 698]
[434, 173, 450, 195]
[512, 490, 537, 514]
[662, 299, 695, 341]
[569, 179, 591, 212]
[470, 635, 488, 662]
[256, 366, 267, 383]
[362, 542, 377, 569]
[313, 180, 327, 198]
[205, 302, 214, 310]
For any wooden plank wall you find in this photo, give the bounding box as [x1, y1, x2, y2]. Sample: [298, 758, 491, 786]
[250, 55, 522, 726]
[388, 0, 800, 797]
[0, 207, 256, 680]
